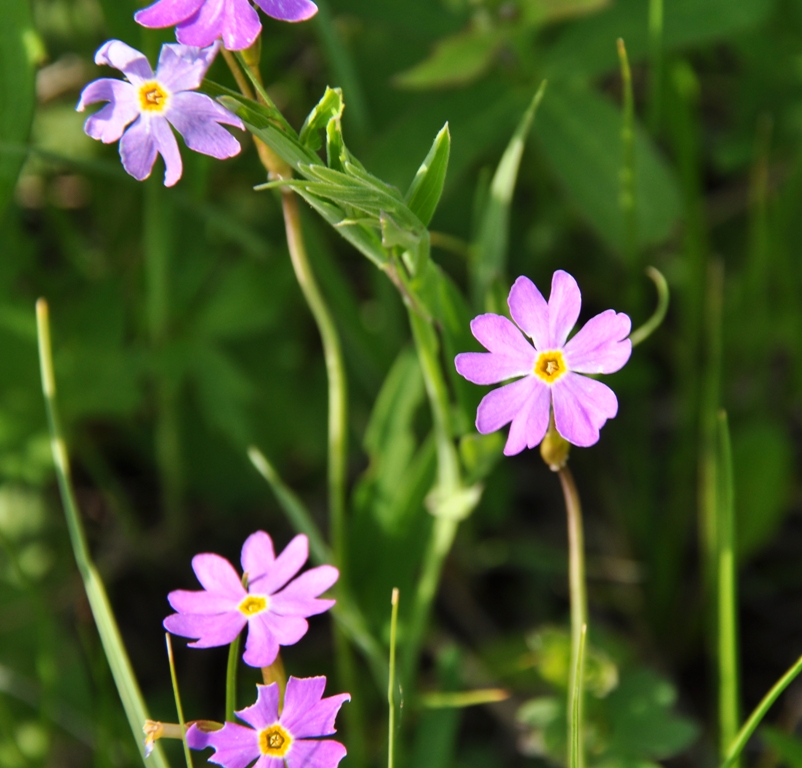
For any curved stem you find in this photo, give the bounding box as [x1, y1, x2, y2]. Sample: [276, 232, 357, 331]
[558, 466, 587, 768]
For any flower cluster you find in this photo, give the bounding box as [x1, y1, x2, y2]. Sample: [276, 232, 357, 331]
[155, 531, 347, 768]
[455, 271, 631, 454]
[76, 0, 318, 184]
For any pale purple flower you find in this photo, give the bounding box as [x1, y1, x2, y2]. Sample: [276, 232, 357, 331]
[77, 40, 244, 187]
[187, 677, 349, 768]
[455, 271, 632, 454]
[164, 531, 338, 668]
[135, 0, 318, 51]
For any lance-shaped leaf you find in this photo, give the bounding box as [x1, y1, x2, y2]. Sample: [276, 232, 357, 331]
[406, 123, 451, 227]
[299, 86, 344, 152]
[471, 82, 546, 307]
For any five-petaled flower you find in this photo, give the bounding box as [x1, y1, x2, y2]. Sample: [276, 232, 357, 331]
[188, 677, 349, 768]
[455, 270, 631, 454]
[164, 531, 338, 668]
[77, 40, 244, 187]
[135, 0, 318, 51]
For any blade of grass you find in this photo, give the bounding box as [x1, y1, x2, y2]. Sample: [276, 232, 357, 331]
[617, 38, 637, 264]
[225, 634, 241, 723]
[388, 588, 400, 768]
[648, 0, 664, 131]
[721, 655, 802, 768]
[717, 411, 740, 764]
[36, 299, 170, 768]
[165, 635, 193, 768]
[420, 689, 510, 708]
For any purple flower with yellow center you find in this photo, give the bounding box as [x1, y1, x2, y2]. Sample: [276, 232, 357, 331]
[77, 40, 244, 187]
[164, 531, 338, 668]
[135, 0, 318, 51]
[455, 270, 631, 454]
[187, 677, 349, 768]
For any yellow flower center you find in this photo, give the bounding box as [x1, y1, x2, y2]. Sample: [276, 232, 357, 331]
[239, 595, 268, 617]
[534, 350, 567, 384]
[258, 725, 292, 757]
[139, 81, 169, 112]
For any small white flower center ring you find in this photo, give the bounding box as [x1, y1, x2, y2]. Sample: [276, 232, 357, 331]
[534, 350, 567, 384]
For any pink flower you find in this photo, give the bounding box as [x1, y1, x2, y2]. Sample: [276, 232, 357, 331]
[164, 531, 338, 668]
[135, 0, 318, 52]
[77, 40, 243, 187]
[455, 271, 631, 454]
[187, 677, 349, 768]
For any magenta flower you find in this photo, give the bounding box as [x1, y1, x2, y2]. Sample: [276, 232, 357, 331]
[164, 531, 338, 667]
[187, 677, 349, 768]
[135, 0, 318, 51]
[77, 40, 243, 187]
[455, 271, 631, 454]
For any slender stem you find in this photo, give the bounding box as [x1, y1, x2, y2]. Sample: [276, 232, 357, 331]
[717, 411, 740, 764]
[570, 624, 588, 768]
[721, 655, 802, 768]
[559, 466, 587, 768]
[647, 0, 664, 132]
[220, 48, 254, 100]
[617, 38, 637, 265]
[36, 299, 168, 768]
[388, 588, 400, 768]
[166, 634, 193, 768]
[630, 267, 670, 347]
[225, 634, 241, 722]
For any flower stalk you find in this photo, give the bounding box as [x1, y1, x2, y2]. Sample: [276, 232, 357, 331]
[558, 465, 587, 768]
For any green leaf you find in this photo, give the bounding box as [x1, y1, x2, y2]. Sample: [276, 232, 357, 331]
[543, 0, 771, 79]
[732, 420, 794, 560]
[394, 27, 504, 90]
[405, 123, 451, 227]
[0, 0, 38, 219]
[472, 82, 546, 305]
[299, 86, 344, 152]
[534, 82, 680, 252]
[760, 727, 802, 768]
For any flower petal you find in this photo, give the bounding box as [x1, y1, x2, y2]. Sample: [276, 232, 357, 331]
[150, 115, 183, 186]
[95, 40, 154, 83]
[168, 588, 237, 614]
[508, 275, 550, 350]
[156, 42, 219, 92]
[237, 683, 280, 730]
[241, 530, 276, 583]
[269, 565, 338, 616]
[455, 351, 531, 385]
[552, 372, 618, 447]
[563, 310, 632, 374]
[118, 117, 158, 181]
[187, 722, 259, 768]
[164, 611, 246, 646]
[502, 377, 550, 456]
[548, 270, 581, 347]
[287, 739, 347, 768]
[191, 553, 246, 599]
[176, 0, 261, 51]
[250, 534, 308, 596]
[253, 0, 318, 22]
[166, 91, 243, 159]
[220, 0, 263, 50]
[175, 0, 225, 48]
[242, 612, 279, 667]
[78, 79, 139, 143]
[282, 676, 350, 739]
[135, 0, 205, 29]
[260, 612, 309, 645]
[468, 313, 536, 359]
[475, 376, 538, 435]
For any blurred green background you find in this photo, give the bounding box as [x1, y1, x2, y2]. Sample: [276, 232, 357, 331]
[1, 0, 802, 766]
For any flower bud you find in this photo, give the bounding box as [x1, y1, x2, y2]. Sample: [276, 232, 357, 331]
[540, 419, 570, 471]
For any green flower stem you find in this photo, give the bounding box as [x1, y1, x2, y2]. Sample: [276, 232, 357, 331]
[387, 588, 400, 768]
[225, 634, 241, 722]
[617, 38, 637, 265]
[36, 299, 169, 768]
[403, 310, 465, 686]
[166, 634, 194, 768]
[721, 653, 802, 768]
[648, 0, 664, 131]
[558, 466, 587, 768]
